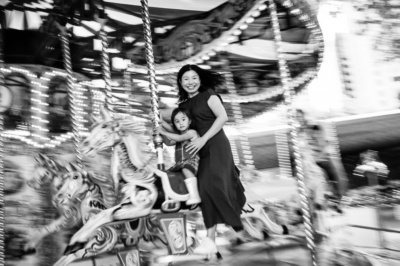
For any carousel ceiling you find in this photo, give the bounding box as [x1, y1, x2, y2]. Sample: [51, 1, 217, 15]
[0, 0, 323, 125]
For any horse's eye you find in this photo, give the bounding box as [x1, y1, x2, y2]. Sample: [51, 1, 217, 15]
[73, 174, 78, 179]
[101, 124, 107, 128]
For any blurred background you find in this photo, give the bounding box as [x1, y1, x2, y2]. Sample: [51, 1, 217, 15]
[2, 0, 400, 266]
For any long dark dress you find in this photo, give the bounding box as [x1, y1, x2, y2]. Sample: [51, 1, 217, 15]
[179, 88, 246, 231]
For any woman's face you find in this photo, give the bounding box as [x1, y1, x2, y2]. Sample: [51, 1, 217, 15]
[180, 70, 200, 98]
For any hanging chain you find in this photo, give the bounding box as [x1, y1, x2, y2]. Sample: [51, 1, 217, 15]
[59, 31, 83, 168]
[0, 30, 5, 266]
[268, 0, 318, 265]
[140, 0, 163, 168]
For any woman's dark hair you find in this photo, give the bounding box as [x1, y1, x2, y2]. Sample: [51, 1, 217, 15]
[170, 107, 194, 131]
[177, 64, 225, 102]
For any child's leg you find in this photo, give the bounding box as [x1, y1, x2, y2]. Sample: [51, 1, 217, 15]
[182, 168, 201, 205]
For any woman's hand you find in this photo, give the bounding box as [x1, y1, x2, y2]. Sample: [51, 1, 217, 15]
[186, 137, 207, 154]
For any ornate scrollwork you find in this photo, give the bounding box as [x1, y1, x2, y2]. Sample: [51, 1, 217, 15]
[133, 0, 255, 64]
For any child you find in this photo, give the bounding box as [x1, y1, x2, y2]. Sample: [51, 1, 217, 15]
[159, 107, 201, 206]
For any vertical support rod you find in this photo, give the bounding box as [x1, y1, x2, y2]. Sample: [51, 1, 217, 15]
[268, 0, 318, 265]
[223, 68, 255, 169]
[275, 114, 292, 178]
[59, 32, 83, 168]
[0, 30, 5, 266]
[140, 0, 163, 170]
[99, 28, 113, 114]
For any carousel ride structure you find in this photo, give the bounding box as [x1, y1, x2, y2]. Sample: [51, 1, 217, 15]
[2, 0, 385, 266]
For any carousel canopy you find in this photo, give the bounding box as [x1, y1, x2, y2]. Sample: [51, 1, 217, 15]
[0, 0, 322, 122]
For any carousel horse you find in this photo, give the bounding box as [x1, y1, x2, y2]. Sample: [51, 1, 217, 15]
[63, 107, 289, 261]
[65, 108, 195, 245]
[51, 163, 121, 266]
[24, 154, 71, 252]
[24, 153, 122, 266]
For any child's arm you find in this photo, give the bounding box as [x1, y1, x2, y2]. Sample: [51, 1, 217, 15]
[158, 124, 176, 146]
[161, 134, 176, 146]
[160, 113, 175, 133]
[160, 129, 198, 143]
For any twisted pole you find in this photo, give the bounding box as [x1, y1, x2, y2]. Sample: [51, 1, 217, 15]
[0, 30, 5, 266]
[58, 27, 83, 168]
[96, 15, 114, 115]
[268, 0, 318, 265]
[140, 0, 163, 170]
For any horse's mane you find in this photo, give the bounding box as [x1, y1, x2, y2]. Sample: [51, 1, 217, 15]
[115, 115, 153, 165]
[92, 113, 173, 169]
[85, 171, 117, 208]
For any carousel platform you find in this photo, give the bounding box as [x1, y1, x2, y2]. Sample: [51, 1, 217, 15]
[67, 235, 311, 266]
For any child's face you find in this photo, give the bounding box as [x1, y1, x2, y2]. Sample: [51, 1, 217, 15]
[173, 112, 190, 132]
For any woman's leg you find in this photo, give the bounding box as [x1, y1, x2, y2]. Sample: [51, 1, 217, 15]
[206, 225, 217, 241]
[194, 225, 219, 256]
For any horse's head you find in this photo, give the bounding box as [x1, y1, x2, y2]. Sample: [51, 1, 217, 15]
[81, 106, 152, 170]
[29, 154, 67, 190]
[80, 106, 121, 157]
[81, 120, 122, 157]
[53, 164, 90, 206]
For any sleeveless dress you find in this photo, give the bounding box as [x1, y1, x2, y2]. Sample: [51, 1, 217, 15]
[179, 88, 246, 231]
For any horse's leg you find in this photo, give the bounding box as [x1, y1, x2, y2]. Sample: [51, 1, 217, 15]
[53, 249, 85, 266]
[242, 203, 285, 237]
[69, 205, 120, 245]
[24, 217, 65, 252]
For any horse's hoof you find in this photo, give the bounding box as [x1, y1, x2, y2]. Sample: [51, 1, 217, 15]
[64, 242, 86, 255]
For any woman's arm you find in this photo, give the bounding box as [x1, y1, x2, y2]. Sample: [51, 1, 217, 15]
[160, 129, 198, 143]
[186, 95, 228, 154]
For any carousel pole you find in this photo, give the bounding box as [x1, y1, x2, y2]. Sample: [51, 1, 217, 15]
[268, 0, 318, 265]
[275, 116, 292, 178]
[0, 29, 5, 266]
[140, 0, 163, 170]
[96, 14, 114, 115]
[58, 26, 83, 168]
[222, 59, 255, 170]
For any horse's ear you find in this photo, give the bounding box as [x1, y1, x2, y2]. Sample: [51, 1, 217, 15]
[100, 105, 112, 121]
[58, 164, 69, 173]
[69, 163, 81, 172]
[36, 153, 46, 163]
[90, 113, 102, 124]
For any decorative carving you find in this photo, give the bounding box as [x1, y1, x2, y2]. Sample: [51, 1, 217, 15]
[132, 0, 255, 64]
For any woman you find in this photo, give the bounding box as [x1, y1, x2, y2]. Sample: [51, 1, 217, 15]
[161, 64, 246, 257]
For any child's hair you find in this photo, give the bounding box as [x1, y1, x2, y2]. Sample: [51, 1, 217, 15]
[170, 107, 194, 132]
